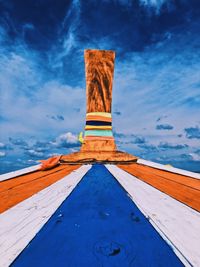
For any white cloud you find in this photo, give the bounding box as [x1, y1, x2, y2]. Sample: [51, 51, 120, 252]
[0, 54, 85, 138]
[0, 142, 5, 149]
[0, 151, 6, 157]
[139, 0, 179, 14]
[189, 153, 200, 161]
[140, 0, 167, 7]
[25, 149, 44, 158]
[112, 28, 200, 149]
[0, 4, 199, 173]
[55, 0, 81, 61]
[51, 132, 80, 148]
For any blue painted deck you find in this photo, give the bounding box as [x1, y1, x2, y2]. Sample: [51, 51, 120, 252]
[12, 164, 183, 267]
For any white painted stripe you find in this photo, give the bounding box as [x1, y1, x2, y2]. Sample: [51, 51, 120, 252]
[0, 165, 91, 267]
[137, 159, 200, 179]
[106, 164, 200, 267]
[0, 164, 41, 182]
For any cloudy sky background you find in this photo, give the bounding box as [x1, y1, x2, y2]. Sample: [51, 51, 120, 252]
[0, 0, 200, 173]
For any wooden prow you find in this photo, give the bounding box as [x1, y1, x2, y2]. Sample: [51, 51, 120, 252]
[81, 49, 116, 152]
[61, 49, 137, 163]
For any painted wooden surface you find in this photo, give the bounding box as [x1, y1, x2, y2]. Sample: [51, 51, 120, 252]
[118, 163, 200, 211]
[137, 159, 200, 179]
[11, 165, 182, 267]
[106, 164, 200, 267]
[0, 165, 91, 267]
[0, 164, 41, 182]
[0, 164, 79, 213]
[85, 49, 115, 113]
[82, 49, 116, 152]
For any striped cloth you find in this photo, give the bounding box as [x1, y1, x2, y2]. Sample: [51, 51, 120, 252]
[84, 112, 113, 139]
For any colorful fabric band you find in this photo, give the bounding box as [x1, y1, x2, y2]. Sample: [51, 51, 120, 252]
[84, 136, 114, 140]
[86, 121, 112, 126]
[85, 130, 113, 137]
[85, 126, 112, 130]
[86, 112, 111, 118]
[86, 116, 112, 122]
[85, 112, 113, 138]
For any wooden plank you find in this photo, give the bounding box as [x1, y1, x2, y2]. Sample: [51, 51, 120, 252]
[0, 165, 80, 213]
[0, 164, 41, 182]
[9, 165, 183, 267]
[0, 165, 91, 267]
[119, 163, 200, 212]
[106, 165, 200, 267]
[137, 159, 200, 179]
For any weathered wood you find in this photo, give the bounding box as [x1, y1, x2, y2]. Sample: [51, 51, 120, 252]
[106, 165, 200, 267]
[0, 165, 79, 214]
[61, 151, 137, 163]
[82, 49, 116, 152]
[85, 49, 115, 113]
[118, 163, 200, 212]
[8, 165, 183, 267]
[0, 164, 41, 182]
[0, 165, 91, 267]
[137, 159, 200, 179]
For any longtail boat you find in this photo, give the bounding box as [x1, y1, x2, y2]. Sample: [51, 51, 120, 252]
[0, 50, 200, 267]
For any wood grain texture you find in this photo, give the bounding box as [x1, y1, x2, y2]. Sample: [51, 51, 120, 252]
[82, 49, 116, 151]
[0, 165, 91, 267]
[81, 139, 116, 151]
[61, 151, 137, 162]
[137, 159, 200, 179]
[118, 163, 200, 212]
[0, 165, 79, 213]
[0, 164, 41, 182]
[10, 165, 183, 267]
[106, 165, 200, 267]
[85, 49, 115, 113]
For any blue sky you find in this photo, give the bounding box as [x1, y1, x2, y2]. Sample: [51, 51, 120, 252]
[0, 0, 200, 173]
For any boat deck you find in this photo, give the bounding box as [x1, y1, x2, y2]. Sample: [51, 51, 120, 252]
[0, 165, 79, 213]
[0, 162, 200, 266]
[118, 163, 200, 212]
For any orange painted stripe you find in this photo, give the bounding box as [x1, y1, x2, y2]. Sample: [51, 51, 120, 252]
[0, 164, 79, 213]
[85, 127, 112, 131]
[118, 163, 200, 212]
[86, 116, 112, 122]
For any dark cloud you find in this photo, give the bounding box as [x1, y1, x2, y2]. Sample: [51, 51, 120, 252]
[113, 132, 126, 138]
[1, 0, 199, 55]
[138, 143, 158, 152]
[46, 114, 65, 121]
[73, 108, 80, 113]
[181, 95, 200, 107]
[179, 153, 193, 161]
[130, 135, 146, 144]
[156, 115, 168, 122]
[32, 141, 52, 152]
[0, 0, 71, 51]
[0, 142, 13, 150]
[156, 124, 173, 130]
[195, 149, 200, 155]
[8, 133, 80, 162]
[185, 126, 200, 139]
[114, 133, 146, 144]
[9, 137, 28, 147]
[114, 111, 121, 116]
[158, 142, 188, 150]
